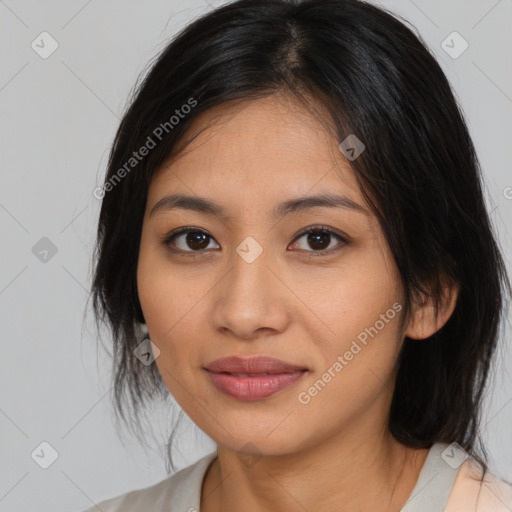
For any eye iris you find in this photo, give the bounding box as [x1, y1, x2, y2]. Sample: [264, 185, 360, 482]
[308, 231, 330, 250]
[173, 229, 337, 252]
[187, 231, 209, 250]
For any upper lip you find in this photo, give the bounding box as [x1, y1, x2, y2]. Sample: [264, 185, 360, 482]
[204, 356, 308, 374]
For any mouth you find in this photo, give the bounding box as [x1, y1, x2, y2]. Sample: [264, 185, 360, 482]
[204, 355, 308, 374]
[204, 370, 307, 401]
[203, 356, 308, 401]
[213, 372, 294, 377]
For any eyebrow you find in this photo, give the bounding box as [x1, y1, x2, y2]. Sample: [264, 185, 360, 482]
[149, 192, 368, 220]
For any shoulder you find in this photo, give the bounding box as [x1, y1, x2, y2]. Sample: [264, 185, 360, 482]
[77, 451, 217, 512]
[445, 457, 512, 512]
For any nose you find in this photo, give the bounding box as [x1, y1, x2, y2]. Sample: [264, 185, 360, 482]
[211, 248, 290, 340]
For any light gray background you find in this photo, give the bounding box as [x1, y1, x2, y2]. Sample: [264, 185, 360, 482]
[1, 1, 511, 511]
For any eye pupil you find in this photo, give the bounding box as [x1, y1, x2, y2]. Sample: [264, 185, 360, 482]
[165, 226, 344, 256]
[187, 231, 209, 250]
[308, 231, 330, 250]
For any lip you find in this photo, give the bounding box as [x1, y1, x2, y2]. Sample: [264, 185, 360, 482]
[203, 356, 308, 401]
[205, 370, 307, 400]
[204, 356, 308, 374]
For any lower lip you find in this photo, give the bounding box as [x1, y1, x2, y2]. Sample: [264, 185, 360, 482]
[205, 370, 307, 400]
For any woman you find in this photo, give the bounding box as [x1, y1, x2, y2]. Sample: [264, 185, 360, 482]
[84, 0, 512, 510]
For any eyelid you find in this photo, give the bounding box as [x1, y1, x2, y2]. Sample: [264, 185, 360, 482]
[161, 226, 218, 255]
[161, 225, 349, 256]
[290, 225, 349, 256]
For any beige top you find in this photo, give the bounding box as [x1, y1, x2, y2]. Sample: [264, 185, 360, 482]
[79, 442, 512, 511]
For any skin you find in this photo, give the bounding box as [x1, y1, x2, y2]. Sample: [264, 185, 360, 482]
[136, 92, 458, 512]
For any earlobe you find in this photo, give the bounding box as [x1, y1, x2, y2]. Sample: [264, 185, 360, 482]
[405, 280, 459, 340]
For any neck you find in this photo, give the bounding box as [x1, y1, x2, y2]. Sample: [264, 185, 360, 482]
[201, 425, 430, 512]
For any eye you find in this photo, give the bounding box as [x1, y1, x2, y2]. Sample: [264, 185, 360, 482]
[161, 225, 349, 258]
[289, 225, 348, 256]
[162, 227, 219, 256]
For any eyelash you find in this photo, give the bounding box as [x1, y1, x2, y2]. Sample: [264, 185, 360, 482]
[161, 225, 349, 259]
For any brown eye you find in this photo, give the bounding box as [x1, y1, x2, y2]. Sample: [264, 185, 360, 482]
[290, 226, 348, 254]
[182, 231, 210, 250]
[163, 228, 219, 254]
[161, 225, 348, 258]
[306, 231, 331, 250]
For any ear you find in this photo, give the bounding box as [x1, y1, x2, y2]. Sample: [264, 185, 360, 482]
[405, 278, 459, 340]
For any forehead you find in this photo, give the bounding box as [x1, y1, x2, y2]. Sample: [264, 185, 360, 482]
[148, 93, 360, 205]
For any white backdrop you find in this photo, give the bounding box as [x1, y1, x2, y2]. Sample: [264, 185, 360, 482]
[0, 1, 511, 511]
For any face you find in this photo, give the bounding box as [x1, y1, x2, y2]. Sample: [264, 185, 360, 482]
[136, 93, 408, 456]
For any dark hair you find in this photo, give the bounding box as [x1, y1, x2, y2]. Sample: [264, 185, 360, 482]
[90, 0, 511, 475]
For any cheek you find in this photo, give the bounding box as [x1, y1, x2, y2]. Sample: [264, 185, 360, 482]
[301, 256, 404, 395]
[318, 294, 403, 385]
[137, 229, 184, 324]
[136, 251, 209, 374]
[138, 274, 201, 346]
[137, 242, 180, 343]
[296, 307, 403, 427]
[137, 268, 205, 400]
[303, 256, 401, 349]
